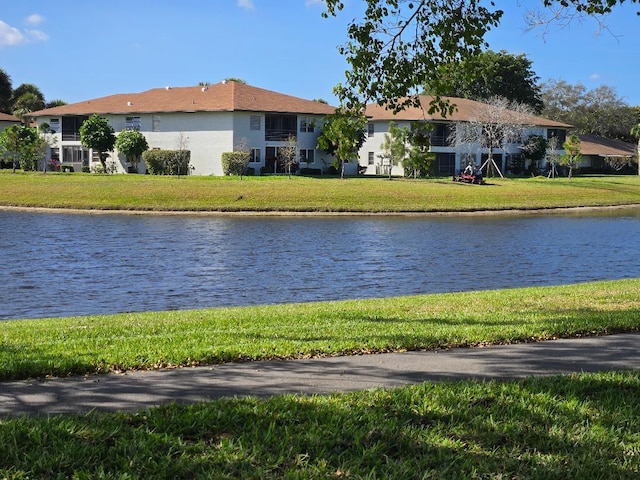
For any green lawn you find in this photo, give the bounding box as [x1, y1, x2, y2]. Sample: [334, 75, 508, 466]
[2, 279, 639, 478]
[1, 171, 639, 212]
[1, 372, 638, 479]
[2, 279, 639, 381]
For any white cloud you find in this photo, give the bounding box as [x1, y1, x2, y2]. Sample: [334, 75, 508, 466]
[0, 17, 48, 47]
[26, 29, 48, 42]
[0, 20, 26, 47]
[589, 73, 601, 81]
[238, 0, 255, 10]
[25, 14, 45, 26]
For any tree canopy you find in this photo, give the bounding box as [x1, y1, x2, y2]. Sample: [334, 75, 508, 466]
[0, 69, 12, 113]
[428, 50, 543, 112]
[323, 0, 639, 113]
[0, 124, 44, 172]
[115, 129, 149, 170]
[540, 80, 637, 142]
[317, 109, 367, 177]
[79, 114, 116, 172]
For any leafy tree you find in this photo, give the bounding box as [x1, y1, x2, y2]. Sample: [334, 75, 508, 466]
[317, 108, 367, 178]
[404, 122, 435, 178]
[540, 80, 636, 142]
[521, 134, 548, 174]
[0, 124, 44, 172]
[379, 121, 408, 179]
[46, 99, 67, 108]
[322, 0, 638, 113]
[12, 83, 45, 104]
[0, 68, 12, 113]
[12, 92, 45, 125]
[115, 130, 149, 173]
[429, 50, 543, 112]
[79, 114, 116, 172]
[560, 134, 582, 179]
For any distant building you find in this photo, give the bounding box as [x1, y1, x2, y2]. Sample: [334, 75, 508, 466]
[0, 112, 20, 132]
[30, 81, 341, 175]
[576, 133, 637, 173]
[360, 96, 572, 176]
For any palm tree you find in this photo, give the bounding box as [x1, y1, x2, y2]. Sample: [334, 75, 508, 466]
[631, 124, 640, 176]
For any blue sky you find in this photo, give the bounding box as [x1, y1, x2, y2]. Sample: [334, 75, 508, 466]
[1, 0, 638, 107]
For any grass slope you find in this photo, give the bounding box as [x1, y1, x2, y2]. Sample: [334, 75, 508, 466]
[1, 172, 640, 212]
[1, 279, 639, 381]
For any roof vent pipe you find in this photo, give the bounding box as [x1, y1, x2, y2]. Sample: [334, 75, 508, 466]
[127, 101, 132, 106]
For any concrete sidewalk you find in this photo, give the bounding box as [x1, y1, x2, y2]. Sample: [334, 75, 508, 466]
[1, 333, 638, 417]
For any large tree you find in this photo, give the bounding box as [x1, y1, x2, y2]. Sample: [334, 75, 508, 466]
[0, 68, 12, 113]
[317, 109, 367, 178]
[429, 50, 543, 112]
[79, 114, 116, 172]
[322, 0, 639, 113]
[541, 80, 636, 142]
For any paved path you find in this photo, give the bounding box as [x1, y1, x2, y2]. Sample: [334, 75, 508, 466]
[1, 333, 638, 417]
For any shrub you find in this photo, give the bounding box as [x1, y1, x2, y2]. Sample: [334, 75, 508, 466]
[143, 150, 191, 175]
[221, 151, 250, 176]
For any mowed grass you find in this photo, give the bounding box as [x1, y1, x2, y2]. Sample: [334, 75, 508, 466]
[1, 171, 640, 212]
[1, 279, 639, 381]
[2, 280, 640, 478]
[1, 372, 639, 479]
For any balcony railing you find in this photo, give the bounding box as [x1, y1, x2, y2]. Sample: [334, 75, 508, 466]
[265, 129, 297, 141]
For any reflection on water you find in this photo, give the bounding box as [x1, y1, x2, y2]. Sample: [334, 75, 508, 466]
[1, 208, 639, 320]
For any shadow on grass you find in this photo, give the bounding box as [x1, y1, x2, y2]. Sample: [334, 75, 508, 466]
[1, 372, 638, 478]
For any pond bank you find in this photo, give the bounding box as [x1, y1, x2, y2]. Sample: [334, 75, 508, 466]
[2, 203, 640, 217]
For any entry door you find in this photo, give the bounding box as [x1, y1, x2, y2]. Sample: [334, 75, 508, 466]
[266, 146, 278, 174]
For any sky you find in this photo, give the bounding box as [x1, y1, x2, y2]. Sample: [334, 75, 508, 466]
[1, 0, 639, 108]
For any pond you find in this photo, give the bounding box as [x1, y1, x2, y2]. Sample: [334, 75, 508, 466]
[1, 208, 639, 320]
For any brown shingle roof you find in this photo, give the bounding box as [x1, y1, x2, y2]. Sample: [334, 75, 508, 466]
[30, 81, 336, 117]
[365, 95, 572, 128]
[578, 133, 636, 157]
[0, 112, 20, 122]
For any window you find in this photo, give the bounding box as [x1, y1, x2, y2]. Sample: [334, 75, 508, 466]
[152, 115, 161, 132]
[48, 118, 60, 133]
[300, 117, 315, 133]
[431, 123, 454, 146]
[61, 116, 89, 141]
[249, 148, 261, 163]
[434, 153, 456, 176]
[265, 114, 297, 141]
[299, 149, 315, 163]
[547, 129, 567, 146]
[250, 115, 261, 131]
[125, 116, 141, 130]
[368, 152, 374, 165]
[62, 145, 90, 166]
[367, 122, 374, 137]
